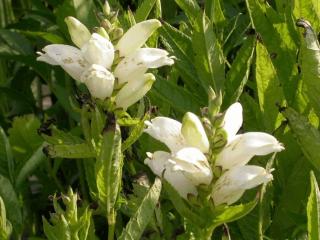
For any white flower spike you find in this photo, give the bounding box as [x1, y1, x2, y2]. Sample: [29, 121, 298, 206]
[65, 17, 91, 48]
[212, 165, 273, 206]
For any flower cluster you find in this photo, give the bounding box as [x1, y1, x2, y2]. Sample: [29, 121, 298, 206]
[37, 17, 174, 110]
[144, 102, 284, 206]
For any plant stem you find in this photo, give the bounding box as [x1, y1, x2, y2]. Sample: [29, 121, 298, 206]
[108, 209, 116, 240]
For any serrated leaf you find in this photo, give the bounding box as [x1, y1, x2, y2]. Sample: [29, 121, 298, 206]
[95, 117, 122, 215]
[307, 171, 320, 240]
[282, 107, 320, 170]
[118, 178, 162, 240]
[174, 0, 201, 25]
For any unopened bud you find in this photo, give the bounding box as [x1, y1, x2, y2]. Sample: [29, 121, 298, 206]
[110, 27, 123, 41]
[101, 19, 113, 31]
[65, 16, 91, 48]
[103, 1, 111, 16]
[95, 27, 110, 40]
[208, 88, 222, 120]
[109, 10, 119, 23]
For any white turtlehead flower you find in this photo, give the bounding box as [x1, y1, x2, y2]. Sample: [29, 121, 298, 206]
[115, 73, 155, 110]
[65, 16, 91, 48]
[215, 102, 284, 170]
[212, 165, 273, 206]
[144, 114, 212, 199]
[37, 17, 174, 104]
[80, 64, 114, 99]
[81, 33, 114, 69]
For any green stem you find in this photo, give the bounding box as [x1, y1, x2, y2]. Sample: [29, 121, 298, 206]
[108, 209, 116, 240]
[203, 226, 215, 240]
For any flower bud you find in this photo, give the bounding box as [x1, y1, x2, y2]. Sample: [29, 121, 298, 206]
[101, 19, 113, 31]
[95, 27, 110, 40]
[208, 88, 222, 118]
[65, 16, 91, 48]
[81, 33, 114, 69]
[181, 112, 210, 153]
[110, 27, 123, 41]
[116, 19, 162, 57]
[115, 73, 155, 110]
[81, 64, 115, 99]
[103, 1, 111, 16]
[212, 165, 273, 206]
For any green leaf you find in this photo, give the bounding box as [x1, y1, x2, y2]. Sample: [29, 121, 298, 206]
[255, 41, 285, 131]
[294, 0, 320, 33]
[307, 171, 320, 240]
[296, 20, 320, 117]
[0, 29, 33, 55]
[192, 13, 225, 92]
[122, 113, 150, 152]
[174, 0, 201, 25]
[282, 107, 320, 170]
[163, 180, 205, 227]
[306, 171, 320, 239]
[0, 175, 22, 233]
[211, 200, 258, 229]
[0, 196, 12, 240]
[118, 178, 162, 240]
[95, 117, 122, 215]
[135, 0, 157, 22]
[0, 127, 13, 181]
[44, 143, 95, 159]
[15, 145, 46, 188]
[159, 22, 205, 97]
[152, 75, 202, 114]
[224, 36, 255, 106]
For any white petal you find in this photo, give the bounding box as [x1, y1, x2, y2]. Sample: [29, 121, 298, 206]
[80, 64, 114, 99]
[144, 117, 185, 153]
[116, 19, 161, 57]
[114, 48, 174, 84]
[81, 33, 114, 69]
[172, 147, 212, 185]
[37, 44, 88, 82]
[215, 132, 284, 170]
[65, 17, 91, 48]
[212, 165, 272, 205]
[115, 73, 155, 110]
[223, 102, 243, 142]
[181, 112, 209, 153]
[144, 151, 197, 199]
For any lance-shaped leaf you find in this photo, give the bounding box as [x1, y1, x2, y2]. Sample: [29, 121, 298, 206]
[135, 0, 157, 22]
[44, 143, 95, 159]
[210, 199, 257, 229]
[282, 107, 320, 170]
[307, 171, 320, 240]
[118, 178, 162, 240]
[0, 196, 12, 240]
[296, 19, 320, 116]
[95, 114, 123, 216]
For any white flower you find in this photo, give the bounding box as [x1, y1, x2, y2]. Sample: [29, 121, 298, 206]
[144, 114, 212, 199]
[212, 165, 273, 206]
[215, 102, 284, 170]
[80, 64, 114, 99]
[37, 17, 174, 106]
[115, 73, 155, 110]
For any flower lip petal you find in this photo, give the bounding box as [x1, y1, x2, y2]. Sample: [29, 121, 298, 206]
[144, 117, 185, 153]
[223, 102, 243, 142]
[37, 44, 88, 82]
